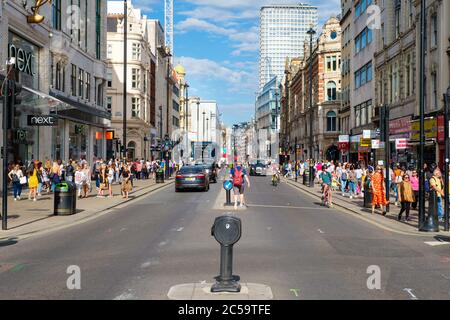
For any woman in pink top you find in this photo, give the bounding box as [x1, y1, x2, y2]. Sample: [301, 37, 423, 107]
[410, 170, 419, 209]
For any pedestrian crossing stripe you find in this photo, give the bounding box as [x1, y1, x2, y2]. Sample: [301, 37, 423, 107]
[424, 241, 450, 246]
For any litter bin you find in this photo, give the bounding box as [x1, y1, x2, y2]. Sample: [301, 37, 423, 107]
[363, 177, 373, 208]
[303, 170, 310, 186]
[54, 182, 77, 216]
[156, 169, 165, 183]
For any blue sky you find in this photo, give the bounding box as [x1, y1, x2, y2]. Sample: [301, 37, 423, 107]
[133, 0, 341, 126]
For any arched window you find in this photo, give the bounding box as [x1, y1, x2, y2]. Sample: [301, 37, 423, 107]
[127, 141, 136, 160]
[327, 81, 337, 101]
[327, 111, 337, 132]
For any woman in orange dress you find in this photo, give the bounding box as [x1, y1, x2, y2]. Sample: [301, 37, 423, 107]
[371, 166, 388, 216]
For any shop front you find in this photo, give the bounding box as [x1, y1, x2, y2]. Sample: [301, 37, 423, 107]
[410, 117, 439, 167]
[389, 116, 414, 168]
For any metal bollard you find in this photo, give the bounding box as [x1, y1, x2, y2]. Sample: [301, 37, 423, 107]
[420, 190, 440, 232]
[211, 215, 242, 293]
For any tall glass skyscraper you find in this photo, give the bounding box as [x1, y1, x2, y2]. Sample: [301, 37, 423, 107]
[259, 4, 318, 90]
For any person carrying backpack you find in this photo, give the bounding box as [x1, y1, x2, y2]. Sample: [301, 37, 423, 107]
[230, 161, 251, 210]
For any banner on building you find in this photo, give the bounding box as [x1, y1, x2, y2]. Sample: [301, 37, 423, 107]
[371, 139, 381, 149]
[411, 118, 437, 140]
[395, 139, 408, 150]
[360, 138, 371, 147]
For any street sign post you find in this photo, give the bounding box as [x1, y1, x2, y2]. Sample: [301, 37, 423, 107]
[223, 180, 233, 206]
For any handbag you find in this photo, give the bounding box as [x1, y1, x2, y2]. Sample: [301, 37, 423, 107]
[20, 176, 27, 185]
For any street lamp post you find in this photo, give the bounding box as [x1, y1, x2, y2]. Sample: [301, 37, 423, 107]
[444, 87, 450, 232]
[184, 83, 189, 162]
[295, 136, 298, 182]
[307, 27, 316, 188]
[274, 90, 279, 164]
[159, 105, 163, 160]
[202, 111, 206, 162]
[122, 0, 128, 159]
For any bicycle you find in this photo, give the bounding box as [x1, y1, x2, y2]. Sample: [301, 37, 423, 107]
[321, 184, 332, 208]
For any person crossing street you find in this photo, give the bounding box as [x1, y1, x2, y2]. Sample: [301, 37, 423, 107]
[230, 161, 251, 210]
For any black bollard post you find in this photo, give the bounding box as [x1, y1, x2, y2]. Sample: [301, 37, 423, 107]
[211, 216, 242, 293]
[226, 189, 231, 206]
[420, 190, 440, 232]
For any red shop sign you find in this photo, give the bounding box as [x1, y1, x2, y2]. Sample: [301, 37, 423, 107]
[438, 115, 445, 143]
[389, 116, 411, 135]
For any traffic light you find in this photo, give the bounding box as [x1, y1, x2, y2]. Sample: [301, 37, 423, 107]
[4, 80, 22, 129]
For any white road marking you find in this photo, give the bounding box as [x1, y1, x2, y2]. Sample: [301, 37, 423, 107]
[317, 229, 324, 234]
[114, 291, 136, 300]
[141, 259, 160, 268]
[403, 288, 418, 300]
[441, 274, 450, 280]
[158, 241, 168, 247]
[247, 204, 327, 210]
[120, 228, 127, 232]
[424, 241, 450, 247]
[176, 227, 184, 232]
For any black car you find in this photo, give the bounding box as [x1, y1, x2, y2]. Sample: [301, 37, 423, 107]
[195, 161, 218, 183]
[175, 166, 210, 192]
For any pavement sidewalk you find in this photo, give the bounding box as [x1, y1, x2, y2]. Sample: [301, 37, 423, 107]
[284, 178, 449, 237]
[0, 178, 174, 241]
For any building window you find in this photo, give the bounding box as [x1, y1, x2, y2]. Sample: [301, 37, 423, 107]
[431, 14, 438, 48]
[354, 62, 372, 89]
[85, 72, 91, 101]
[71, 64, 77, 96]
[131, 68, 140, 89]
[132, 43, 141, 60]
[107, 96, 112, 113]
[432, 73, 438, 110]
[52, 0, 61, 30]
[96, 0, 101, 59]
[326, 81, 337, 101]
[326, 111, 337, 132]
[173, 116, 179, 127]
[55, 61, 64, 91]
[107, 69, 112, 87]
[131, 97, 140, 117]
[355, 28, 372, 54]
[173, 100, 179, 112]
[78, 68, 84, 98]
[395, 0, 401, 38]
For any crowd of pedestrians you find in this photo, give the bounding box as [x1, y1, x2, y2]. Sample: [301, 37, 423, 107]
[7, 157, 178, 202]
[281, 159, 447, 223]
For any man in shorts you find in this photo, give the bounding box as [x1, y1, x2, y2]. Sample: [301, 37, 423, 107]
[230, 161, 251, 210]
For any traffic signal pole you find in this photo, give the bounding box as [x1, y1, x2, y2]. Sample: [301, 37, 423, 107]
[2, 80, 9, 230]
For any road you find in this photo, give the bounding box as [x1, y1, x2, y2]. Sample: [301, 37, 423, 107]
[0, 170, 449, 300]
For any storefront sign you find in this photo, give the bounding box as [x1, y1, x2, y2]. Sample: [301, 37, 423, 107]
[9, 44, 36, 76]
[360, 138, 372, 147]
[338, 142, 349, 151]
[363, 130, 371, 139]
[339, 135, 350, 143]
[371, 139, 381, 149]
[411, 118, 437, 140]
[437, 115, 445, 143]
[389, 116, 411, 135]
[395, 139, 408, 150]
[27, 115, 57, 126]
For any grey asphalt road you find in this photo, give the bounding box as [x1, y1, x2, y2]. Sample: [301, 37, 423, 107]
[0, 171, 449, 300]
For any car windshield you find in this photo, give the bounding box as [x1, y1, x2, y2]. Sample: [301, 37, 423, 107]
[179, 167, 203, 174]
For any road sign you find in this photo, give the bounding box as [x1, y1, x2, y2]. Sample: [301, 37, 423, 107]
[223, 180, 233, 191]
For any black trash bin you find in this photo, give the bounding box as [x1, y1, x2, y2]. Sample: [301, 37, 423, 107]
[156, 169, 165, 183]
[363, 177, 373, 208]
[54, 182, 77, 216]
[303, 169, 310, 186]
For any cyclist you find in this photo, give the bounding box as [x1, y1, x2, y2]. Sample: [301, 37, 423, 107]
[319, 164, 333, 207]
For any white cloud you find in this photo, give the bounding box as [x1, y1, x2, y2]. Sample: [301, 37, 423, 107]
[175, 56, 257, 93]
